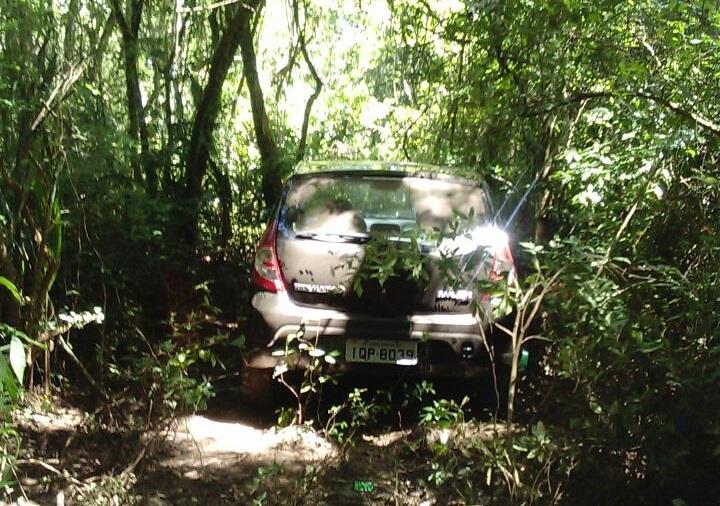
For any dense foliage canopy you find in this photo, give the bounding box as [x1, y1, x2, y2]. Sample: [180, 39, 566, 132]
[0, 0, 718, 504]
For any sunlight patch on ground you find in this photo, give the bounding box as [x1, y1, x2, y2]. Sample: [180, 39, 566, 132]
[15, 395, 86, 433]
[166, 415, 338, 468]
[361, 429, 411, 447]
[425, 421, 512, 447]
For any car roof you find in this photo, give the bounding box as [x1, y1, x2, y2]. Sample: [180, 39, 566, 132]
[293, 160, 484, 186]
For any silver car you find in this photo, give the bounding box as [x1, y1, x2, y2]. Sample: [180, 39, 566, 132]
[243, 161, 515, 397]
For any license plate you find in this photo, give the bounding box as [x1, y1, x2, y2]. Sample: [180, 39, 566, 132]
[345, 339, 418, 365]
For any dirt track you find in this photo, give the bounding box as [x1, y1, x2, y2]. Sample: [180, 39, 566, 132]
[12, 383, 505, 505]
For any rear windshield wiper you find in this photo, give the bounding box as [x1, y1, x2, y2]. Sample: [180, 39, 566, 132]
[294, 232, 370, 244]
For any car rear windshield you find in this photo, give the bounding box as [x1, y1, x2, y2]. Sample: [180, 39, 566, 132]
[278, 174, 489, 238]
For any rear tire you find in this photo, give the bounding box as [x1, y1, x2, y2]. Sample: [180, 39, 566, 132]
[241, 367, 276, 406]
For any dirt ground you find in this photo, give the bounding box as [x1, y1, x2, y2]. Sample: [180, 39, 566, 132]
[9, 384, 504, 506]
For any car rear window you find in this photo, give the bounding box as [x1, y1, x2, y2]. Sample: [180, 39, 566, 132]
[278, 174, 489, 238]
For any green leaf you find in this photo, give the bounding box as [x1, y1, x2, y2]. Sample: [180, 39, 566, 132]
[519, 242, 543, 254]
[0, 276, 22, 305]
[0, 354, 19, 400]
[9, 337, 25, 382]
[0, 324, 45, 349]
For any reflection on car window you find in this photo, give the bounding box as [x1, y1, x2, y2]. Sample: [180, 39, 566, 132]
[279, 175, 488, 238]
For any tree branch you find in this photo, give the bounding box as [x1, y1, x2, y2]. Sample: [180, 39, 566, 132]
[30, 14, 115, 133]
[294, 0, 323, 162]
[109, 0, 130, 38]
[529, 90, 720, 136]
[636, 92, 720, 134]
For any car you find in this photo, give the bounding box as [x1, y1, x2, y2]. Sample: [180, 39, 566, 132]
[243, 161, 516, 400]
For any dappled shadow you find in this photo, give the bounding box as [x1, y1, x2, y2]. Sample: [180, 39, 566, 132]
[136, 421, 450, 506]
[13, 381, 510, 505]
[201, 378, 278, 428]
[209, 370, 505, 429]
[135, 453, 422, 506]
[16, 418, 145, 504]
[139, 409, 340, 505]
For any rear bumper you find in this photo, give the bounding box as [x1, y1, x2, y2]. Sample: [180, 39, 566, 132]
[246, 291, 508, 377]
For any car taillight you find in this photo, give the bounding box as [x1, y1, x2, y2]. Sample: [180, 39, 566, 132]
[480, 230, 516, 304]
[252, 220, 285, 292]
[490, 244, 516, 285]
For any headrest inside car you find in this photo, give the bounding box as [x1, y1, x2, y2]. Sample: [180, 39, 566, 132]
[370, 223, 401, 235]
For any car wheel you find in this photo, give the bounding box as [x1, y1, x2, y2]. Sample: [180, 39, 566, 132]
[241, 366, 276, 406]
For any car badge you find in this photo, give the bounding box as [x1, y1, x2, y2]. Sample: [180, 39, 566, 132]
[436, 288, 473, 302]
[293, 282, 347, 295]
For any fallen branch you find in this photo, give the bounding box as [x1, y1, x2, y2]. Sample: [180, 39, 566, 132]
[38, 322, 73, 343]
[57, 334, 110, 401]
[16, 458, 86, 488]
[121, 443, 147, 476]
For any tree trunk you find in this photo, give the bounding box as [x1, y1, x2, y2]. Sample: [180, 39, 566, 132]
[210, 160, 233, 245]
[111, 0, 156, 194]
[237, 5, 284, 208]
[182, 2, 259, 244]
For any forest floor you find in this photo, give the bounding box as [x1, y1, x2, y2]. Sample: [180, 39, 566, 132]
[11, 384, 505, 506]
